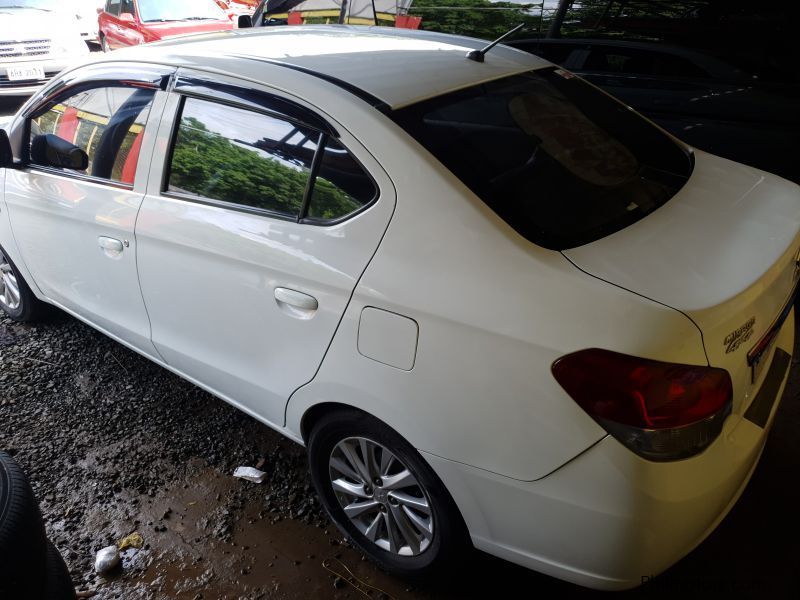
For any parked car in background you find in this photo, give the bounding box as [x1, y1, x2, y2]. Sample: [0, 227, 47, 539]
[98, 0, 234, 51]
[0, 0, 90, 97]
[215, 0, 258, 17]
[72, 1, 105, 43]
[508, 38, 800, 182]
[1, 27, 799, 589]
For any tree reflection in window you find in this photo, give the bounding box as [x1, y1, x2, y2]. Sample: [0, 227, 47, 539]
[168, 98, 318, 216]
[168, 97, 375, 221]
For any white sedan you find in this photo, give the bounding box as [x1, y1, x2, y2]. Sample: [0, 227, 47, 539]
[0, 26, 798, 590]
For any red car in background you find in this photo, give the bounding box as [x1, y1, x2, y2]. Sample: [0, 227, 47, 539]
[98, 0, 234, 51]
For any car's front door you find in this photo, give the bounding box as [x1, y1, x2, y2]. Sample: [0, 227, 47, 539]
[135, 71, 396, 426]
[3, 64, 173, 357]
[103, 0, 142, 49]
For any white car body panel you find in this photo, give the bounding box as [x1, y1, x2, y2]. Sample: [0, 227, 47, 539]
[284, 112, 708, 481]
[135, 71, 397, 427]
[425, 310, 793, 590]
[4, 171, 160, 355]
[2, 87, 169, 356]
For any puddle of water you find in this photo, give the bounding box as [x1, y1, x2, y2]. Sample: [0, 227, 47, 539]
[89, 466, 419, 599]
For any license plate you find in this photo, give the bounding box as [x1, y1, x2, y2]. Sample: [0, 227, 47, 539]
[6, 64, 45, 82]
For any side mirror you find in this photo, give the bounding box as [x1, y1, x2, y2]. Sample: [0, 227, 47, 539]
[0, 130, 13, 168]
[31, 134, 89, 170]
[238, 14, 252, 28]
[119, 12, 136, 24]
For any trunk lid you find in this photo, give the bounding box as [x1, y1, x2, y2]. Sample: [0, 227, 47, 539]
[564, 150, 800, 413]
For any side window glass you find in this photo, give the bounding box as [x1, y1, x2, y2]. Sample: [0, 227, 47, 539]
[121, 0, 135, 16]
[307, 138, 376, 220]
[167, 97, 318, 217]
[106, 0, 121, 16]
[31, 86, 155, 184]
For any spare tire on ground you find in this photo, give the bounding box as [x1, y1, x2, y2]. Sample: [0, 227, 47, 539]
[0, 450, 48, 597]
[44, 541, 76, 600]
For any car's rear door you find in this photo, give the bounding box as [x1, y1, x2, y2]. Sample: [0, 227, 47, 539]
[135, 70, 395, 426]
[3, 63, 174, 357]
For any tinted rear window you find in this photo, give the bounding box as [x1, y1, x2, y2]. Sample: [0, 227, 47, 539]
[390, 68, 693, 250]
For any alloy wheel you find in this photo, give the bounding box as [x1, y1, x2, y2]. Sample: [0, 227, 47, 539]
[0, 252, 20, 311]
[329, 437, 434, 556]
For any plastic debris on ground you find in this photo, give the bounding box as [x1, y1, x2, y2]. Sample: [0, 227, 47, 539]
[233, 466, 267, 483]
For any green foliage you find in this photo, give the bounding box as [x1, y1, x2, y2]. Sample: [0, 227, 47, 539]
[170, 117, 308, 215]
[170, 117, 360, 220]
[411, 0, 542, 40]
[308, 176, 361, 220]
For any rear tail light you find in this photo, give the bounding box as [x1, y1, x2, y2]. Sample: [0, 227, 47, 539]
[552, 349, 732, 461]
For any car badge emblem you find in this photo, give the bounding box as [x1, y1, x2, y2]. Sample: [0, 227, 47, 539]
[724, 317, 755, 354]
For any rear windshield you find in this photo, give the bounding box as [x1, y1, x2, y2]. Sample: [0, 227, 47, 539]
[390, 68, 693, 250]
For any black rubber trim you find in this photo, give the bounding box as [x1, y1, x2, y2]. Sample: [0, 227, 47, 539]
[744, 347, 791, 428]
[23, 63, 174, 119]
[175, 75, 337, 136]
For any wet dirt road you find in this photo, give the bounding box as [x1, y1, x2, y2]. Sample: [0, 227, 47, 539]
[2, 305, 799, 599]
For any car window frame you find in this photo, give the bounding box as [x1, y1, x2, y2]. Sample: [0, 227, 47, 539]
[160, 75, 379, 226]
[105, 0, 121, 17]
[20, 63, 174, 191]
[121, 0, 136, 18]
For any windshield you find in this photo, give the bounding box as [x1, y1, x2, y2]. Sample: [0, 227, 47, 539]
[0, 0, 61, 9]
[136, 0, 225, 22]
[390, 68, 693, 250]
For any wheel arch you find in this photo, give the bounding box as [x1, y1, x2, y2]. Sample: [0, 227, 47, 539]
[299, 401, 362, 444]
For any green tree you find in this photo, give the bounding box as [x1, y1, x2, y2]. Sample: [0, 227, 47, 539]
[410, 0, 541, 40]
[170, 117, 360, 219]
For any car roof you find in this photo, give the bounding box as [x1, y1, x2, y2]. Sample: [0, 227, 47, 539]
[103, 25, 550, 109]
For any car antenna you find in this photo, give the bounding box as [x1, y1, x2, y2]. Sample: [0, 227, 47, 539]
[466, 23, 526, 63]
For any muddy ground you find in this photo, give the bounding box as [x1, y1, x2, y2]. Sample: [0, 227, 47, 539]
[2, 306, 799, 600]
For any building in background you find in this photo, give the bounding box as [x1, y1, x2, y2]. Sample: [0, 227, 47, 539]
[262, 1, 419, 27]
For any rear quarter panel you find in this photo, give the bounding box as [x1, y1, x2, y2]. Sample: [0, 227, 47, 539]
[285, 115, 709, 481]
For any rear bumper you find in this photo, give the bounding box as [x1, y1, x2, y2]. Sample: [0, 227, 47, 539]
[425, 309, 794, 590]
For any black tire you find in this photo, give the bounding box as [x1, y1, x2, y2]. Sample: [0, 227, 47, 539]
[100, 35, 109, 53]
[43, 541, 76, 600]
[0, 245, 50, 322]
[0, 452, 48, 598]
[308, 409, 471, 578]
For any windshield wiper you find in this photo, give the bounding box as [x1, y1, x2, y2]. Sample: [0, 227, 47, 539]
[143, 18, 181, 22]
[182, 17, 217, 20]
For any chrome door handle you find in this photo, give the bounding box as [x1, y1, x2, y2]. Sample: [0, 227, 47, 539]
[274, 287, 318, 311]
[98, 236, 124, 258]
